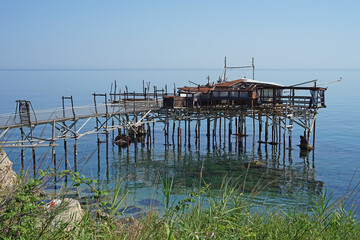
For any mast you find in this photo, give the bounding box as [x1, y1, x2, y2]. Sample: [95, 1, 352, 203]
[224, 56, 227, 83]
[252, 57, 255, 80]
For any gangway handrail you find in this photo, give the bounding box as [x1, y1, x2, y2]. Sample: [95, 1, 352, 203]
[0, 99, 162, 130]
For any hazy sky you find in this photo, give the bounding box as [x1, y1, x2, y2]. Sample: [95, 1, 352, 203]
[0, 0, 359, 69]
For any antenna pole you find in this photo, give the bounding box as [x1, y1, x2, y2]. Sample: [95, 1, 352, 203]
[252, 57, 255, 80]
[224, 57, 227, 82]
[316, 77, 342, 87]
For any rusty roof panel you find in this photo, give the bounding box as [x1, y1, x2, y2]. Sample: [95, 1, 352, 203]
[178, 86, 214, 93]
[215, 79, 245, 88]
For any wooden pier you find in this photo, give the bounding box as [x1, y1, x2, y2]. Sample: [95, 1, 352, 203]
[0, 60, 332, 176]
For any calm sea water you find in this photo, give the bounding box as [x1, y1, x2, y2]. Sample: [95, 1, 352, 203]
[0, 69, 359, 213]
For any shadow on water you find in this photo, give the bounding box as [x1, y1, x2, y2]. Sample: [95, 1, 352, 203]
[107, 135, 324, 209]
[3, 117, 326, 212]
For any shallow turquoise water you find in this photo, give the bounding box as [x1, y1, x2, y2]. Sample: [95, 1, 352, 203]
[0, 69, 359, 214]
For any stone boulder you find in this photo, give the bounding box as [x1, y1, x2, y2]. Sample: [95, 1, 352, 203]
[47, 198, 85, 231]
[0, 149, 17, 193]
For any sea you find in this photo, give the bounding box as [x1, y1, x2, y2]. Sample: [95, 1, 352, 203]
[0, 69, 359, 215]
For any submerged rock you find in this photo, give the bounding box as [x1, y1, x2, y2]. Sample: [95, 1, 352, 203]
[0, 149, 17, 194]
[245, 160, 263, 168]
[119, 206, 142, 214]
[105, 205, 142, 215]
[128, 125, 147, 137]
[299, 135, 314, 150]
[115, 134, 130, 147]
[231, 165, 246, 171]
[138, 198, 161, 207]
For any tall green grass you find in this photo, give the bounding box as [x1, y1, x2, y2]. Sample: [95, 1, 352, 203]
[0, 169, 359, 239]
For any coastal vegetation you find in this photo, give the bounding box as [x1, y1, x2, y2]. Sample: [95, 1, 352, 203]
[0, 168, 359, 239]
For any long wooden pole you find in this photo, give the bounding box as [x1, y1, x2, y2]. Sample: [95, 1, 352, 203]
[52, 121, 56, 190]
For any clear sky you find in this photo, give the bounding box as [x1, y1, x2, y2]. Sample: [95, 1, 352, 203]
[0, 0, 359, 69]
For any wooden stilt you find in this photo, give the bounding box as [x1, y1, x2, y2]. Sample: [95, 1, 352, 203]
[213, 117, 217, 143]
[172, 119, 175, 147]
[152, 121, 155, 145]
[179, 125, 182, 149]
[278, 117, 281, 147]
[105, 97, 109, 160]
[112, 118, 115, 146]
[271, 116, 275, 144]
[258, 113, 262, 143]
[195, 121, 198, 147]
[166, 117, 170, 146]
[106, 130, 109, 160]
[146, 116, 150, 148]
[229, 117, 232, 143]
[52, 121, 56, 190]
[219, 117, 222, 144]
[235, 117, 238, 135]
[184, 116, 187, 146]
[240, 115, 243, 137]
[207, 118, 210, 148]
[265, 116, 269, 144]
[20, 128, 24, 172]
[74, 136, 78, 172]
[164, 119, 167, 146]
[64, 139, 68, 169]
[244, 113, 247, 150]
[177, 119, 180, 148]
[229, 117, 232, 151]
[31, 128, 36, 176]
[313, 114, 316, 149]
[224, 117, 226, 147]
[188, 118, 191, 148]
[289, 130, 292, 149]
[197, 117, 201, 148]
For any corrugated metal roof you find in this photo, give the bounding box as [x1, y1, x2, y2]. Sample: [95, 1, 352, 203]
[241, 79, 284, 87]
[216, 78, 284, 87]
[178, 86, 214, 93]
[215, 79, 245, 88]
[178, 78, 284, 93]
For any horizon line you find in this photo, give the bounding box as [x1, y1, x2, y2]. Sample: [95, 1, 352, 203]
[0, 68, 359, 71]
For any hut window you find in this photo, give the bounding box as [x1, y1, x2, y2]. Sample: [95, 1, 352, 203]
[262, 89, 273, 98]
[310, 90, 318, 107]
[239, 92, 248, 98]
[202, 93, 209, 99]
[230, 92, 238, 97]
[220, 92, 228, 97]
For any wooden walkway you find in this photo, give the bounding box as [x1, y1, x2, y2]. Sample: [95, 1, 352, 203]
[0, 100, 161, 130]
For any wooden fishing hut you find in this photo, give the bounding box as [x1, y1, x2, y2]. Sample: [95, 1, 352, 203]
[162, 58, 328, 151]
[164, 78, 326, 110]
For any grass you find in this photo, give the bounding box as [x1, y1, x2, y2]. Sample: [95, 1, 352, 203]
[0, 170, 359, 239]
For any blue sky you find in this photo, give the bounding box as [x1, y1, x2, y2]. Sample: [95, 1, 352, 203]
[0, 0, 359, 69]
